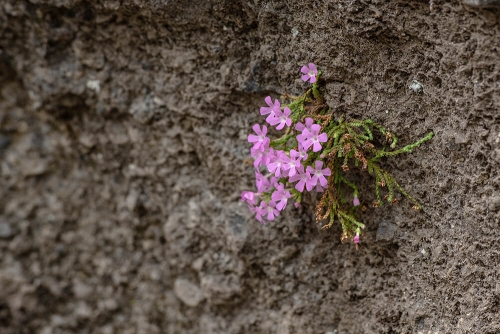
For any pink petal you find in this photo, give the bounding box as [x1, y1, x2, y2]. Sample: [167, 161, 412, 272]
[301, 65, 309, 74]
[288, 173, 298, 183]
[310, 124, 321, 133]
[295, 179, 306, 192]
[301, 74, 310, 82]
[273, 99, 281, 110]
[248, 134, 259, 143]
[319, 175, 328, 187]
[309, 76, 316, 84]
[278, 153, 289, 164]
[260, 106, 271, 115]
[323, 168, 331, 176]
[300, 129, 312, 139]
[308, 63, 316, 71]
[296, 134, 307, 144]
[318, 133, 328, 142]
[315, 183, 325, 192]
[253, 157, 261, 169]
[315, 160, 323, 170]
[261, 137, 270, 149]
[265, 96, 272, 106]
[267, 115, 280, 126]
[252, 123, 261, 134]
[302, 139, 313, 150]
[270, 177, 278, 187]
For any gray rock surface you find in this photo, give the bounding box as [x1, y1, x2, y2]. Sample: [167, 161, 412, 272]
[0, 222, 13, 238]
[1, 0, 500, 333]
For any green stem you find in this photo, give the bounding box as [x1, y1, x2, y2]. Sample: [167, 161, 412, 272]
[339, 174, 358, 195]
[373, 131, 434, 159]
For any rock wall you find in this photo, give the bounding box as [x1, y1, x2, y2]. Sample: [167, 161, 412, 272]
[0, 0, 499, 333]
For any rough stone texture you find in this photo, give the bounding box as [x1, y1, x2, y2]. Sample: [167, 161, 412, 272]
[174, 278, 204, 307]
[0, 0, 499, 333]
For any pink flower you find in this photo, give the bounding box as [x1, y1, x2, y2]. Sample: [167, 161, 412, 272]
[257, 201, 280, 221]
[260, 96, 281, 117]
[248, 124, 270, 151]
[301, 63, 318, 84]
[353, 197, 360, 206]
[300, 124, 328, 152]
[255, 171, 275, 193]
[353, 235, 360, 243]
[251, 145, 274, 169]
[241, 191, 257, 205]
[295, 117, 314, 133]
[296, 118, 318, 150]
[268, 107, 292, 130]
[289, 165, 314, 192]
[267, 150, 289, 177]
[271, 183, 292, 211]
[294, 202, 300, 208]
[306, 160, 331, 188]
[250, 204, 264, 223]
[290, 145, 308, 161]
[282, 154, 302, 177]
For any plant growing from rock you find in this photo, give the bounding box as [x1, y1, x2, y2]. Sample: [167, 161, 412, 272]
[242, 63, 433, 244]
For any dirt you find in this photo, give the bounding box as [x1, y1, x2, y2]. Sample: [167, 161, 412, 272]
[0, 0, 499, 333]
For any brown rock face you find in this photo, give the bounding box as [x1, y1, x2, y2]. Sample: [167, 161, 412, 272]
[1, 0, 499, 333]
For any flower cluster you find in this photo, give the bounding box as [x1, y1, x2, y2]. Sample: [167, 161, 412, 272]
[241, 63, 433, 244]
[242, 64, 331, 223]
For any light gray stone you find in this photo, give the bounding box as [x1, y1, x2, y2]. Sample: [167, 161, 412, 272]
[174, 278, 204, 307]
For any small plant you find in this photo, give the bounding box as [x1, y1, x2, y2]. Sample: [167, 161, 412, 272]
[242, 63, 433, 244]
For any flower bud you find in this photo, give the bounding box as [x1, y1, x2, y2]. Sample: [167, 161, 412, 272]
[353, 197, 360, 206]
